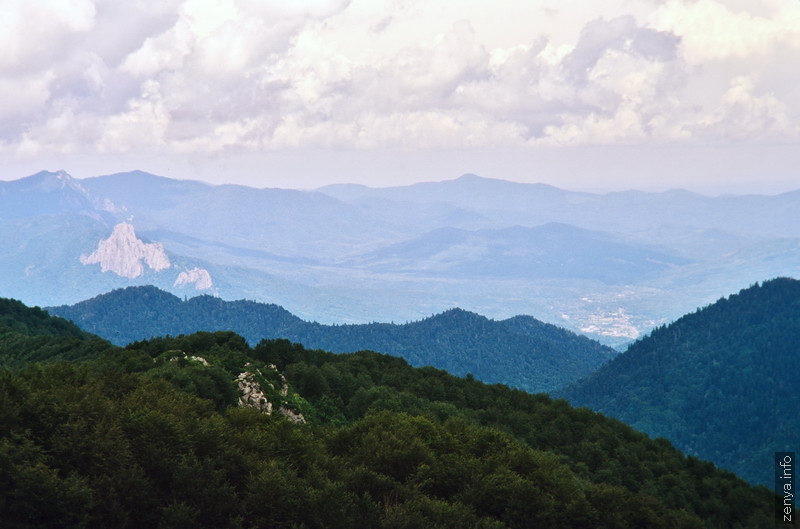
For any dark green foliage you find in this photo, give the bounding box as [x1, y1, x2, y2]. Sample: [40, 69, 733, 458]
[250, 339, 774, 528]
[49, 286, 616, 392]
[0, 297, 114, 371]
[0, 332, 112, 369]
[561, 277, 800, 487]
[0, 298, 777, 528]
[0, 301, 113, 371]
[1, 361, 763, 529]
[0, 298, 86, 338]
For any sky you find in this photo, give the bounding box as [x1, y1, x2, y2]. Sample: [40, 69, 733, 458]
[1, 0, 799, 193]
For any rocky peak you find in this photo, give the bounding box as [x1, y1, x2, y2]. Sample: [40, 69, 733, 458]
[80, 222, 171, 279]
[0, 169, 102, 221]
[237, 371, 274, 414]
[174, 267, 215, 291]
[27, 169, 83, 190]
[236, 364, 306, 424]
[168, 352, 211, 366]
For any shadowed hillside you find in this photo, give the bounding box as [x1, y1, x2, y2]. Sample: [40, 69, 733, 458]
[0, 297, 777, 528]
[49, 286, 616, 393]
[561, 277, 800, 486]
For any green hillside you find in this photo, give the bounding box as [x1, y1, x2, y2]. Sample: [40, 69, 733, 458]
[49, 286, 616, 393]
[0, 297, 86, 338]
[0, 298, 116, 369]
[0, 297, 776, 528]
[561, 277, 800, 486]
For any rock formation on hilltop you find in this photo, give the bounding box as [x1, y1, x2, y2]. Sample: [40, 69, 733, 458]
[80, 222, 171, 278]
[174, 267, 214, 290]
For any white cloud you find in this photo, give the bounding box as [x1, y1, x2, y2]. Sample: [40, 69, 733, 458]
[695, 75, 796, 140]
[650, 0, 800, 63]
[0, 71, 54, 123]
[0, 0, 95, 68]
[181, 0, 239, 39]
[1, 0, 799, 163]
[121, 21, 194, 78]
[97, 80, 170, 152]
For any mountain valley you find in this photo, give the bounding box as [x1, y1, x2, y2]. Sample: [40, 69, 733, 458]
[49, 285, 617, 394]
[3, 169, 799, 346]
[0, 293, 778, 528]
[560, 278, 800, 487]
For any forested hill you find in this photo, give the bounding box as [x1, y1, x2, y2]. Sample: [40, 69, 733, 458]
[0, 298, 87, 338]
[561, 277, 800, 486]
[0, 297, 776, 528]
[49, 286, 616, 393]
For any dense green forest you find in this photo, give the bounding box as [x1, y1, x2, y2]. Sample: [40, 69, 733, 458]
[49, 286, 616, 393]
[561, 277, 800, 487]
[1, 296, 776, 528]
[0, 298, 88, 339]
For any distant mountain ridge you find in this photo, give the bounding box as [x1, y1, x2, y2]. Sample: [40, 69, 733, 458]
[4, 169, 800, 345]
[349, 223, 691, 283]
[316, 172, 800, 238]
[560, 277, 800, 486]
[0, 170, 98, 221]
[49, 285, 617, 393]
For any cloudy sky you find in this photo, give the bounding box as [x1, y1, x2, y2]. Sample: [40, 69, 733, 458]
[1, 0, 799, 192]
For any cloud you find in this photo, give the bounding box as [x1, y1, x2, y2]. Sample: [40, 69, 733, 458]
[651, 0, 800, 63]
[695, 75, 796, 140]
[1, 0, 799, 161]
[0, 0, 96, 72]
[562, 15, 680, 85]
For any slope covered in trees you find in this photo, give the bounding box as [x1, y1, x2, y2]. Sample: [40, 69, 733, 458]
[0, 298, 87, 338]
[0, 298, 115, 369]
[49, 286, 616, 393]
[1, 296, 776, 528]
[561, 277, 800, 486]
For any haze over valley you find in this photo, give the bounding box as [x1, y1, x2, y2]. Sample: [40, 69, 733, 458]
[4, 168, 799, 347]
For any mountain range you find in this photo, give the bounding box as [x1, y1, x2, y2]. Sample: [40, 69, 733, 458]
[2, 169, 800, 345]
[560, 277, 800, 487]
[48, 285, 617, 393]
[50, 278, 800, 487]
[0, 294, 777, 528]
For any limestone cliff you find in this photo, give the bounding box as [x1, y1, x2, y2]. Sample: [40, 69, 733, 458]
[174, 267, 214, 290]
[236, 364, 306, 424]
[80, 222, 171, 278]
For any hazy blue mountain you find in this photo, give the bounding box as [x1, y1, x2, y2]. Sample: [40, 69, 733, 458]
[320, 174, 580, 232]
[321, 173, 573, 213]
[0, 212, 241, 306]
[82, 170, 404, 259]
[3, 169, 800, 344]
[0, 213, 122, 304]
[0, 171, 342, 307]
[49, 285, 617, 393]
[318, 173, 800, 240]
[350, 223, 691, 283]
[0, 170, 105, 221]
[80, 169, 212, 212]
[559, 277, 800, 486]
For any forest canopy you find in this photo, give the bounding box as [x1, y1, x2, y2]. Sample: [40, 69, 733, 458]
[0, 297, 777, 528]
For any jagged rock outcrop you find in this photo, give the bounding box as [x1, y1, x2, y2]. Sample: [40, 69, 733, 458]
[168, 352, 210, 366]
[174, 267, 214, 290]
[236, 371, 273, 414]
[80, 222, 171, 278]
[280, 408, 306, 424]
[235, 364, 305, 423]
